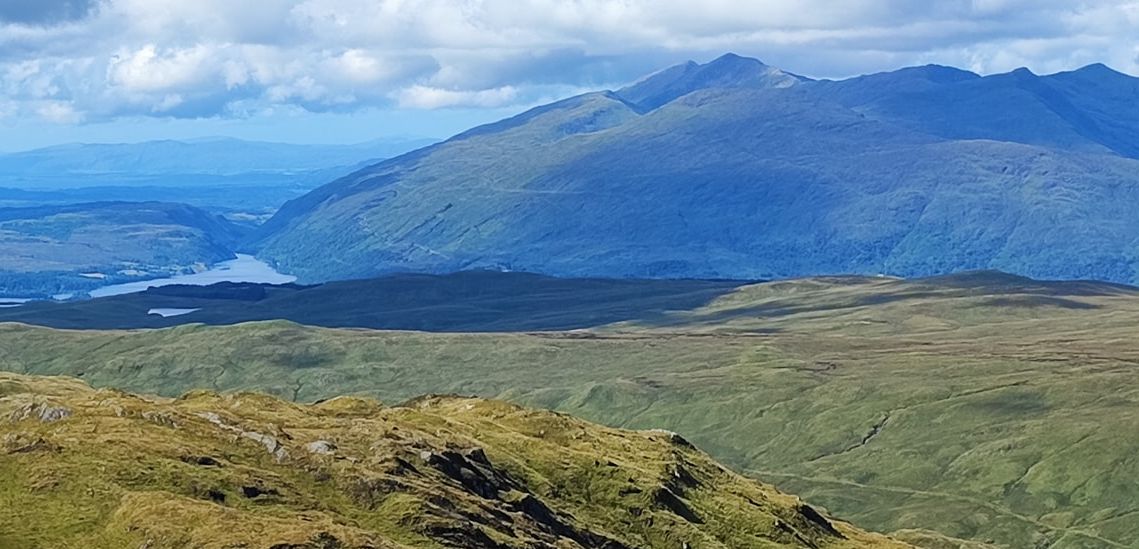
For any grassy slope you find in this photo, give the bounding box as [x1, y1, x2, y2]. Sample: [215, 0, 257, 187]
[2, 274, 1137, 547]
[0, 202, 245, 298]
[0, 373, 906, 549]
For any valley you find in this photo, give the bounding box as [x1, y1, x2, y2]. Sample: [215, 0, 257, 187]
[0, 201, 247, 299]
[3, 44, 1138, 549]
[3, 271, 1137, 547]
[87, 254, 295, 298]
[0, 138, 432, 300]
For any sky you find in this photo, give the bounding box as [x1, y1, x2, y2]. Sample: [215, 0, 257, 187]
[1, 0, 1137, 151]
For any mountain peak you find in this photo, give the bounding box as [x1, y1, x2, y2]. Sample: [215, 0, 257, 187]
[708, 52, 765, 66]
[1009, 66, 1038, 78]
[900, 64, 981, 82]
[1055, 62, 1136, 81]
[1075, 62, 1122, 74]
[616, 53, 802, 111]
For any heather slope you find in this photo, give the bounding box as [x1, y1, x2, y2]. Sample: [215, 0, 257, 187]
[0, 372, 907, 549]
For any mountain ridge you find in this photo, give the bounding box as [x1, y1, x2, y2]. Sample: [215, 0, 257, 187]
[252, 53, 1139, 285]
[616, 53, 808, 111]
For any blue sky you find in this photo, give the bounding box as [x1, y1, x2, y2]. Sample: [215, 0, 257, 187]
[2, 0, 1137, 151]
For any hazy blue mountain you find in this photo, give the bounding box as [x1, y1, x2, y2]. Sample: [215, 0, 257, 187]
[255, 54, 1139, 285]
[0, 137, 437, 181]
[815, 63, 1139, 157]
[0, 182, 345, 217]
[0, 202, 245, 298]
[0, 137, 437, 213]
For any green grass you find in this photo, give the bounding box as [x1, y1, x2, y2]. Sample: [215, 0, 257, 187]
[0, 373, 904, 549]
[2, 273, 1138, 547]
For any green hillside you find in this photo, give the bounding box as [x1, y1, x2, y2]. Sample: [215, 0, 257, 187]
[0, 372, 908, 548]
[1, 273, 1135, 547]
[0, 201, 245, 298]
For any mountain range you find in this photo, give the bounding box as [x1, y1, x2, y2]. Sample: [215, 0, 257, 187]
[254, 54, 1139, 285]
[0, 137, 437, 184]
[0, 137, 437, 214]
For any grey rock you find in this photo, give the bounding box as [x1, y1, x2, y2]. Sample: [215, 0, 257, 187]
[305, 440, 336, 455]
[197, 411, 289, 462]
[9, 401, 71, 423]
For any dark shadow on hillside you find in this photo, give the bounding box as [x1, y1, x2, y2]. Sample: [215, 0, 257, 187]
[0, 271, 753, 332]
[0, 269, 1124, 332]
[979, 296, 1101, 310]
[632, 279, 1108, 328]
[917, 270, 1139, 297]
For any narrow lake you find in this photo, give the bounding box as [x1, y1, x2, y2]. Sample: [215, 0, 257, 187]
[88, 254, 297, 298]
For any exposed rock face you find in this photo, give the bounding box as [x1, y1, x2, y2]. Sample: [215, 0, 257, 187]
[197, 410, 290, 462]
[3, 432, 59, 453]
[9, 401, 71, 423]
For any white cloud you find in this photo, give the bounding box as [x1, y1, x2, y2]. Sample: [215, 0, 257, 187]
[152, 93, 184, 112]
[35, 100, 83, 123]
[0, 0, 1136, 124]
[330, 49, 389, 84]
[107, 44, 216, 92]
[3, 61, 60, 99]
[266, 76, 334, 103]
[393, 85, 519, 109]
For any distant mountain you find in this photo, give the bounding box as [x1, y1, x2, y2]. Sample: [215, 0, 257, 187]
[0, 137, 438, 213]
[0, 182, 342, 217]
[256, 53, 1139, 285]
[0, 137, 438, 181]
[0, 202, 245, 297]
[812, 63, 1139, 156]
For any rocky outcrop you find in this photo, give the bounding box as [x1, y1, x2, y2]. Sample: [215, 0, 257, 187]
[9, 400, 71, 423]
[0, 373, 913, 549]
